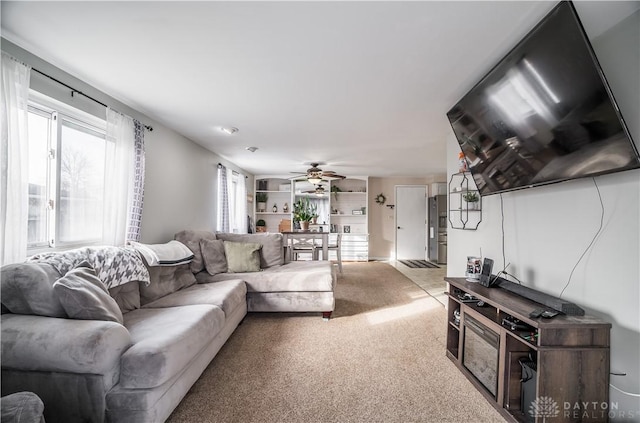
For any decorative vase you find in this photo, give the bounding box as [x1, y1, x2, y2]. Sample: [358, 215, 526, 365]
[273, 204, 278, 213]
[257, 202, 266, 212]
[300, 221, 310, 231]
[283, 203, 289, 213]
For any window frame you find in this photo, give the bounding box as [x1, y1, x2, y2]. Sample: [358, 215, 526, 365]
[26, 91, 107, 254]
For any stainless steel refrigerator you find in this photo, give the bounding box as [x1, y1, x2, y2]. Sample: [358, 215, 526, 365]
[428, 195, 447, 264]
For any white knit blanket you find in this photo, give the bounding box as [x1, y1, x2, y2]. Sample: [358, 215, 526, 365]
[128, 240, 194, 267]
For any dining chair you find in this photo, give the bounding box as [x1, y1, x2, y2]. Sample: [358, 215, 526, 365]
[291, 237, 319, 261]
[318, 233, 342, 273]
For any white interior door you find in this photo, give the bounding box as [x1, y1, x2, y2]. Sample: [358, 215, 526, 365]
[395, 185, 427, 260]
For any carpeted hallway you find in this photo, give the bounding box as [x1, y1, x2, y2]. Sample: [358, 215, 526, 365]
[167, 262, 505, 422]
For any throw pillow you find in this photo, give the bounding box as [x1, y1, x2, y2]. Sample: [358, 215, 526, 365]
[174, 230, 217, 273]
[200, 239, 228, 275]
[109, 281, 141, 313]
[53, 261, 124, 324]
[183, 240, 205, 273]
[215, 233, 284, 268]
[0, 262, 67, 317]
[223, 241, 262, 273]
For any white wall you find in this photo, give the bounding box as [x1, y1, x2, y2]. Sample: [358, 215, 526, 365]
[447, 8, 640, 417]
[2, 39, 253, 245]
[140, 124, 250, 243]
[368, 176, 445, 259]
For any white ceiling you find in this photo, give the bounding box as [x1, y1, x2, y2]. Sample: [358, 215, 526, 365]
[2, 1, 637, 178]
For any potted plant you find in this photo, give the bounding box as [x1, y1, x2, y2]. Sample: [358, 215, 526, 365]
[330, 185, 342, 201]
[256, 192, 268, 212]
[256, 219, 267, 232]
[463, 191, 480, 210]
[293, 197, 317, 231]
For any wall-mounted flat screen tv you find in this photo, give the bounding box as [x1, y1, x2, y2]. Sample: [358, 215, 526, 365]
[447, 1, 640, 196]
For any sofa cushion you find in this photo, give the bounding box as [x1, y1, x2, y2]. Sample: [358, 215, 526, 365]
[109, 281, 141, 313]
[196, 261, 335, 292]
[139, 264, 196, 306]
[174, 230, 217, 273]
[0, 263, 66, 317]
[215, 233, 284, 268]
[200, 239, 227, 275]
[119, 305, 224, 389]
[223, 241, 262, 273]
[142, 279, 246, 317]
[53, 262, 123, 324]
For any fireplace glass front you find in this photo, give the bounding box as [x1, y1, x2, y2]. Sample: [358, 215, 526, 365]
[462, 314, 500, 397]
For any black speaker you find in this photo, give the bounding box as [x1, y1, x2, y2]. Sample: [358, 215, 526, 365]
[479, 258, 494, 287]
[520, 360, 537, 422]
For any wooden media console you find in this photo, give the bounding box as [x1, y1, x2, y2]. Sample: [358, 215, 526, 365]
[445, 277, 611, 423]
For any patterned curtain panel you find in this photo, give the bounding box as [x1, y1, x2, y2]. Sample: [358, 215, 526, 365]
[217, 164, 230, 232]
[126, 119, 145, 242]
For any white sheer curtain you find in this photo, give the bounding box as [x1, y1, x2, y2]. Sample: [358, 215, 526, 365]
[233, 172, 247, 234]
[103, 108, 135, 246]
[1, 53, 31, 265]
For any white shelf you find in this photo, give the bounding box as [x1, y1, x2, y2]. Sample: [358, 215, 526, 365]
[331, 214, 367, 217]
[256, 190, 290, 193]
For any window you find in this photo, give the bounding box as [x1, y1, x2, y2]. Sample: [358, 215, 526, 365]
[27, 93, 107, 251]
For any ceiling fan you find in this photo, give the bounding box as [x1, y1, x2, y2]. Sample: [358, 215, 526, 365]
[302, 184, 328, 196]
[290, 163, 346, 184]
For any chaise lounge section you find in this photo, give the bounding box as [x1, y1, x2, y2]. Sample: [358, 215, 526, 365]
[176, 230, 336, 319]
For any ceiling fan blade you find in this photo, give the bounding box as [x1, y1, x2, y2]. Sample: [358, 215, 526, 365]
[288, 174, 308, 180]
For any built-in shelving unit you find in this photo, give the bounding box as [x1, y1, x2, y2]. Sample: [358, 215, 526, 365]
[255, 178, 292, 232]
[445, 277, 611, 423]
[254, 176, 369, 261]
[449, 172, 482, 230]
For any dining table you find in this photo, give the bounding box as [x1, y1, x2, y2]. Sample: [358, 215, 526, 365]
[281, 231, 329, 263]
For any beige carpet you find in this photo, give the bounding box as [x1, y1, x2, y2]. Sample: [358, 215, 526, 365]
[167, 262, 505, 422]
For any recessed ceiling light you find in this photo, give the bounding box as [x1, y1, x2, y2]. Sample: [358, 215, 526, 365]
[221, 126, 239, 135]
[246, 146, 258, 153]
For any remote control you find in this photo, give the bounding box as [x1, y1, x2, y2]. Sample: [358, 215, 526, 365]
[541, 310, 559, 318]
[529, 308, 544, 318]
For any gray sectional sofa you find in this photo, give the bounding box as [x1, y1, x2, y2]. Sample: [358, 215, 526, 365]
[1, 231, 336, 423]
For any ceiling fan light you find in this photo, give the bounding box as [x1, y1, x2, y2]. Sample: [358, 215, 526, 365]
[307, 177, 322, 184]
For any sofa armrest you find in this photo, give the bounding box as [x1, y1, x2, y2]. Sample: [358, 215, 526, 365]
[1, 314, 131, 374]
